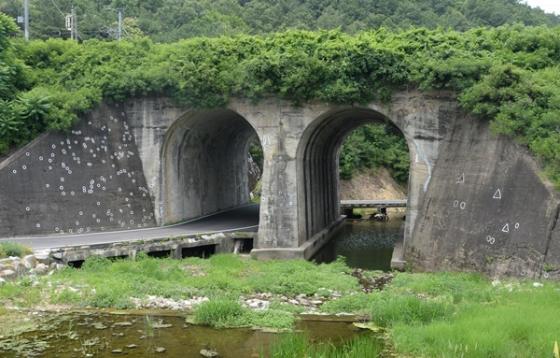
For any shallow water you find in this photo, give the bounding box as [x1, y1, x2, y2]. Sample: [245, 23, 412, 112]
[0, 313, 374, 357]
[314, 218, 404, 270]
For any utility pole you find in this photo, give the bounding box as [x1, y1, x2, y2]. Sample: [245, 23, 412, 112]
[23, 0, 29, 41]
[117, 8, 123, 41]
[72, 6, 78, 40]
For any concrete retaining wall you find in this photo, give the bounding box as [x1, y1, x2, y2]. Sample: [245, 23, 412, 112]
[0, 91, 558, 278]
[0, 103, 156, 237]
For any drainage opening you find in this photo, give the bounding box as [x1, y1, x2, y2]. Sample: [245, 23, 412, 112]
[234, 239, 253, 254]
[147, 250, 172, 258]
[181, 245, 216, 259]
[67, 260, 84, 268]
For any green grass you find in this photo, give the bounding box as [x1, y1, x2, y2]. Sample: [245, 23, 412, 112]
[0, 281, 42, 306]
[51, 254, 359, 304]
[194, 299, 246, 327]
[193, 299, 294, 329]
[391, 284, 560, 357]
[0, 254, 559, 356]
[0, 242, 32, 258]
[265, 334, 382, 358]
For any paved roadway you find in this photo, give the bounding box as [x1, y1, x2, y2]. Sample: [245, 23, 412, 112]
[340, 199, 407, 208]
[0, 205, 259, 251]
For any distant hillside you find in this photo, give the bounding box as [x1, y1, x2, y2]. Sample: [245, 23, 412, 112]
[1, 0, 559, 41]
[340, 168, 407, 201]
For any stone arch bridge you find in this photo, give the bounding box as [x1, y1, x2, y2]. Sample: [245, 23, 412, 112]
[0, 91, 558, 278]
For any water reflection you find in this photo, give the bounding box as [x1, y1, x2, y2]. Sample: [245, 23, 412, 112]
[314, 217, 404, 271]
[0, 313, 369, 357]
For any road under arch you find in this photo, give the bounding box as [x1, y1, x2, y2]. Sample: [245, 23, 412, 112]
[161, 109, 262, 225]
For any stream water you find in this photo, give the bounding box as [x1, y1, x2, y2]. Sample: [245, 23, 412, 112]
[314, 217, 405, 271]
[0, 313, 377, 357]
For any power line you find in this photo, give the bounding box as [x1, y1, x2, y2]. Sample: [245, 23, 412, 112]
[48, 0, 66, 17]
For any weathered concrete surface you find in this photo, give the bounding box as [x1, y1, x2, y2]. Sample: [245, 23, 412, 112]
[49, 231, 257, 264]
[0, 90, 558, 278]
[408, 117, 560, 278]
[0, 103, 156, 236]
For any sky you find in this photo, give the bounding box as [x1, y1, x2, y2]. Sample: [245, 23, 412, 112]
[524, 0, 560, 14]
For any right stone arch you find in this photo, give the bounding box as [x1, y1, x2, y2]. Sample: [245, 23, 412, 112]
[295, 105, 431, 267]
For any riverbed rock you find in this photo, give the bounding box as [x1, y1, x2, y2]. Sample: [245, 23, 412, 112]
[92, 322, 108, 330]
[200, 349, 219, 357]
[0, 258, 12, 266]
[33, 263, 49, 275]
[22, 255, 37, 269]
[245, 299, 269, 310]
[113, 321, 133, 327]
[131, 295, 209, 310]
[111, 349, 123, 354]
[34, 250, 51, 264]
[0, 269, 16, 279]
[155, 347, 166, 353]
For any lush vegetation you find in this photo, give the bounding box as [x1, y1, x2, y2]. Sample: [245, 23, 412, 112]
[193, 299, 294, 329]
[0, 255, 559, 357]
[340, 123, 410, 182]
[1, 10, 560, 184]
[0, 241, 32, 258]
[266, 334, 382, 358]
[27, 254, 359, 309]
[1, 0, 558, 42]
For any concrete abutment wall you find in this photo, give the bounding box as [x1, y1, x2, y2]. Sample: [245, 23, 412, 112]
[0, 91, 558, 278]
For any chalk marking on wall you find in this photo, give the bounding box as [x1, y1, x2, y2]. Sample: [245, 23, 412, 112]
[502, 223, 510, 233]
[456, 173, 465, 184]
[493, 189, 502, 200]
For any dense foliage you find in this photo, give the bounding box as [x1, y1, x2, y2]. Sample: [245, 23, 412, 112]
[0, 0, 558, 41]
[0, 17, 559, 186]
[340, 124, 410, 183]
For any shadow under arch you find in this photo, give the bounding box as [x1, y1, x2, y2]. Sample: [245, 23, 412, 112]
[296, 106, 413, 249]
[161, 109, 262, 225]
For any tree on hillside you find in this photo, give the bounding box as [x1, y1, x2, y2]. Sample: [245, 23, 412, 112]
[0, 0, 558, 41]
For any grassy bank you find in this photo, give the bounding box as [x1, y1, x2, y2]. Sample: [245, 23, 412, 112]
[0, 242, 32, 259]
[0, 254, 559, 357]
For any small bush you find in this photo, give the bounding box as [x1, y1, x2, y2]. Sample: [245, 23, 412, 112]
[0, 242, 32, 258]
[194, 299, 246, 327]
[86, 287, 133, 309]
[81, 256, 112, 272]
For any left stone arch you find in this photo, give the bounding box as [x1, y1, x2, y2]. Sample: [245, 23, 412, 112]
[160, 109, 262, 225]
